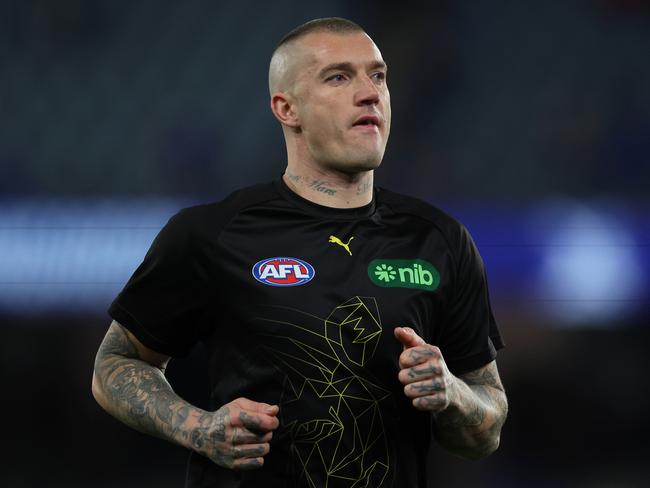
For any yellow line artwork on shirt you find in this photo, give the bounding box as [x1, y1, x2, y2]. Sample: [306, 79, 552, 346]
[257, 296, 391, 487]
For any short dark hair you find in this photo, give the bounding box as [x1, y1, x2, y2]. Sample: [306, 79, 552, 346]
[273, 17, 365, 54]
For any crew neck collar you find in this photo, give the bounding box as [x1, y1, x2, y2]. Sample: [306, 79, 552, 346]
[274, 175, 376, 220]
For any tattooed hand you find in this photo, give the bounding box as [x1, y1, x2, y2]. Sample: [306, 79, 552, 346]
[394, 327, 455, 412]
[190, 397, 280, 470]
[393, 326, 508, 458]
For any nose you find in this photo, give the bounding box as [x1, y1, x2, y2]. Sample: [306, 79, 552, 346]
[354, 75, 380, 106]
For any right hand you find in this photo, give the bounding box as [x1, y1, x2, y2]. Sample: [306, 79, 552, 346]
[190, 397, 280, 470]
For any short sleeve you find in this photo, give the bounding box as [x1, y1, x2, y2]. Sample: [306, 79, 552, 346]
[108, 209, 213, 357]
[439, 224, 504, 375]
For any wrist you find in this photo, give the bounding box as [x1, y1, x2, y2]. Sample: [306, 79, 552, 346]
[433, 374, 465, 419]
[444, 374, 463, 410]
[178, 407, 210, 452]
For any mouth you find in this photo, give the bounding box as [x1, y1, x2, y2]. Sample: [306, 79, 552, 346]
[352, 115, 381, 131]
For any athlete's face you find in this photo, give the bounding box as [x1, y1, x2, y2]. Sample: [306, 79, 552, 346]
[292, 32, 391, 173]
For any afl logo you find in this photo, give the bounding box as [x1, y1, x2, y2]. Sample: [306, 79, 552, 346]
[252, 257, 315, 287]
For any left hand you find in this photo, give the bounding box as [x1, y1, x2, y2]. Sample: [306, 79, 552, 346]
[394, 326, 455, 413]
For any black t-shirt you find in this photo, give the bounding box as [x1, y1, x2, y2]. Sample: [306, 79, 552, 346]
[109, 178, 504, 488]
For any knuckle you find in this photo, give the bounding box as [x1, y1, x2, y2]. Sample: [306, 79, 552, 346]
[218, 454, 235, 469]
[226, 412, 238, 427]
[413, 395, 444, 411]
[264, 431, 273, 442]
[401, 369, 414, 382]
[412, 398, 427, 411]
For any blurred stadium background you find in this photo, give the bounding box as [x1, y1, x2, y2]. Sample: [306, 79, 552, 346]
[1, 0, 649, 486]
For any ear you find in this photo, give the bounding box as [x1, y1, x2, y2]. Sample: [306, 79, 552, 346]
[270, 92, 300, 129]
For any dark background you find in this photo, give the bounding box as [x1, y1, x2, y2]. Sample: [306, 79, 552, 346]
[1, 1, 649, 486]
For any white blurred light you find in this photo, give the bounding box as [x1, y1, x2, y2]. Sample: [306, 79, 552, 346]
[536, 203, 643, 326]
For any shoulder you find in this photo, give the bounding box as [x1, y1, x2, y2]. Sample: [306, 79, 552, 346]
[168, 181, 279, 234]
[148, 182, 279, 253]
[375, 187, 469, 245]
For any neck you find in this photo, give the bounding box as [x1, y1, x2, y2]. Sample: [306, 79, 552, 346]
[282, 164, 374, 209]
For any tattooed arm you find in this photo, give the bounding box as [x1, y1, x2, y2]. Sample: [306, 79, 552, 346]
[92, 321, 279, 469]
[429, 361, 507, 459]
[395, 327, 507, 459]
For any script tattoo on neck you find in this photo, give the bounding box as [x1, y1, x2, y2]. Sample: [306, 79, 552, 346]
[285, 170, 301, 183]
[356, 180, 372, 195]
[309, 179, 337, 196]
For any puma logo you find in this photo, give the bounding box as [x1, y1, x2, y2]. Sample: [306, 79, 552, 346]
[328, 235, 354, 256]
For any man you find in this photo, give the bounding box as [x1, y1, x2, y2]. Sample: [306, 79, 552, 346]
[92, 17, 507, 487]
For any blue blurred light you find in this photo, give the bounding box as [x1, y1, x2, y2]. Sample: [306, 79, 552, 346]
[1, 198, 647, 326]
[534, 201, 645, 326]
[0, 198, 182, 315]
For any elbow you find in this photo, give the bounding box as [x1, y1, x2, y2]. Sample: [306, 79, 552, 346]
[442, 432, 502, 460]
[462, 435, 501, 460]
[91, 371, 108, 411]
[463, 400, 507, 460]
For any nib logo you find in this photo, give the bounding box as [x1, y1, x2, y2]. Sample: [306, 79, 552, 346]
[368, 259, 440, 291]
[374, 263, 397, 282]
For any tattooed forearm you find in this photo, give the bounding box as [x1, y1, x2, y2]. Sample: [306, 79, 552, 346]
[93, 323, 278, 470]
[92, 322, 202, 449]
[433, 361, 508, 459]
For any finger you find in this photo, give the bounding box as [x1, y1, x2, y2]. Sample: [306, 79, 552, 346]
[403, 379, 445, 399]
[232, 397, 279, 416]
[230, 426, 273, 445]
[398, 363, 442, 385]
[233, 443, 270, 459]
[399, 344, 440, 369]
[232, 457, 265, 470]
[394, 327, 426, 350]
[412, 395, 448, 412]
[234, 409, 280, 433]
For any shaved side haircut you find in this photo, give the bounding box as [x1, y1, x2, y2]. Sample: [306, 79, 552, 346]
[268, 17, 366, 95]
